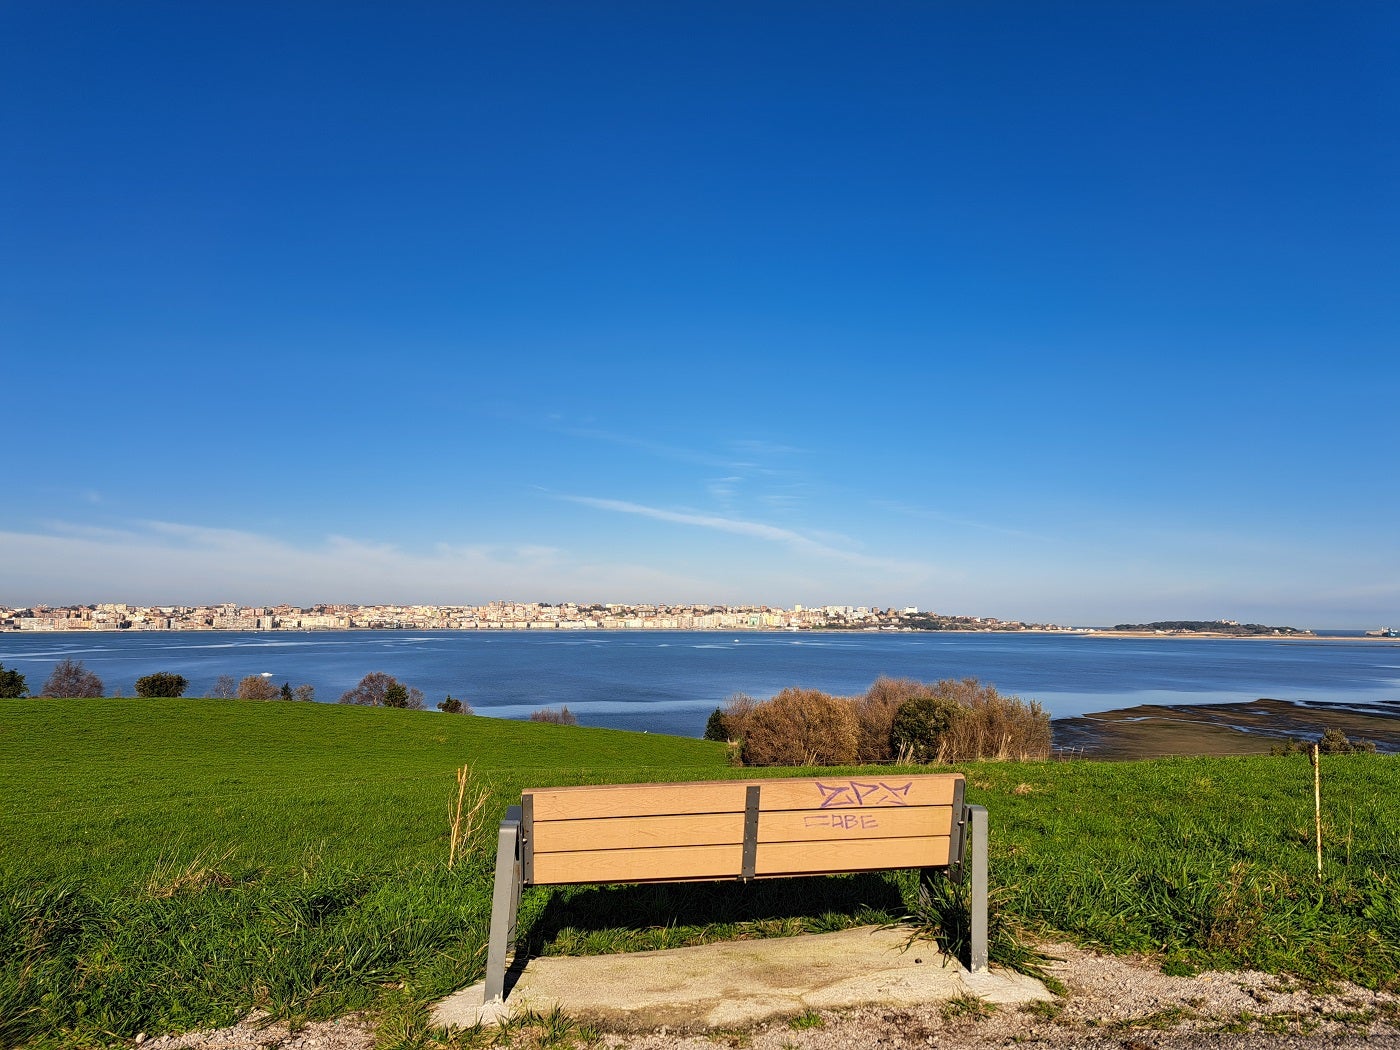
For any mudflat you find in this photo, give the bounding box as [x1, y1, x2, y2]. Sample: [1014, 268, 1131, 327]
[1053, 697, 1400, 759]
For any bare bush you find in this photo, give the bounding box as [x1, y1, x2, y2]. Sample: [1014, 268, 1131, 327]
[210, 674, 237, 699]
[935, 678, 1051, 762]
[529, 705, 578, 725]
[236, 675, 280, 701]
[705, 692, 757, 743]
[742, 687, 859, 767]
[41, 659, 105, 698]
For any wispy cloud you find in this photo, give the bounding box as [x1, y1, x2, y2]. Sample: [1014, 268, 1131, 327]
[543, 417, 810, 480]
[707, 476, 744, 505]
[560, 495, 936, 576]
[559, 426, 750, 471]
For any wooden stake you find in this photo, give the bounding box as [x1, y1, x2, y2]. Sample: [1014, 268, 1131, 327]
[1311, 743, 1322, 879]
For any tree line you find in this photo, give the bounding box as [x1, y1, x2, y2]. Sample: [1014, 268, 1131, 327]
[0, 661, 471, 713]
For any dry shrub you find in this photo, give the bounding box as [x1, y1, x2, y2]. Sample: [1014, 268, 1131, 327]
[932, 678, 1051, 763]
[856, 676, 938, 763]
[742, 687, 859, 767]
[529, 705, 578, 725]
[235, 675, 280, 701]
[717, 692, 758, 742]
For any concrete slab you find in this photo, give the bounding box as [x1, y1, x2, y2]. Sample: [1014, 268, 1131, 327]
[431, 926, 1052, 1032]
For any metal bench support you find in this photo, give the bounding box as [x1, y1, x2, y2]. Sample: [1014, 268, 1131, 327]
[484, 805, 523, 1003]
[967, 804, 989, 973]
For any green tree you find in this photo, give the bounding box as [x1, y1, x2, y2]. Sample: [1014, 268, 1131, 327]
[279, 682, 294, 702]
[338, 672, 425, 709]
[890, 693, 961, 764]
[437, 695, 470, 714]
[703, 707, 729, 741]
[134, 672, 189, 698]
[0, 663, 27, 698]
[41, 659, 105, 698]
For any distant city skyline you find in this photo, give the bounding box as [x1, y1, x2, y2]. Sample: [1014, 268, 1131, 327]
[3, 6, 1397, 629]
[6, 599, 1333, 635]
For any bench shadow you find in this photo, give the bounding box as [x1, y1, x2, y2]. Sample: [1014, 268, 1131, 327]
[519, 871, 908, 960]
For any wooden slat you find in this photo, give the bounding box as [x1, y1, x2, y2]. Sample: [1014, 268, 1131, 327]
[532, 812, 745, 853]
[755, 835, 950, 875]
[526, 783, 751, 820]
[530, 834, 951, 885]
[531, 804, 954, 853]
[525, 774, 962, 821]
[754, 776, 958, 812]
[531, 843, 743, 885]
[756, 805, 953, 843]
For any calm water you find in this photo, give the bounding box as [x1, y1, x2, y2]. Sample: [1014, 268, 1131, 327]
[3, 630, 1399, 737]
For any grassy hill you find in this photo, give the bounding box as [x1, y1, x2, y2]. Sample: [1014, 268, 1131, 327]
[1, 698, 728, 887]
[2, 700, 1397, 1047]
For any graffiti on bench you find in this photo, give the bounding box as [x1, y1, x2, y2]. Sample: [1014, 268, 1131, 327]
[804, 813, 880, 832]
[815, 780, 913, 809]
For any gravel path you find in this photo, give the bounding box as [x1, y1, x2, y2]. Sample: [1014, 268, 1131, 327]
[142, 942, 1400, 1050]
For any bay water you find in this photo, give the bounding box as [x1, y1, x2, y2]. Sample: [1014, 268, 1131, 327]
[3, 630, 1398, 738]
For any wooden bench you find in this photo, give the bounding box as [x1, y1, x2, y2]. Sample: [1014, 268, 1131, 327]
[483, 773, 988, 1002]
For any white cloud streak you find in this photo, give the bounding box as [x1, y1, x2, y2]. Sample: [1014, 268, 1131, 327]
[559, 495, 937, 576]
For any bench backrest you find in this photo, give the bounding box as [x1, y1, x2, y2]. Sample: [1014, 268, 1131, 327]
[520, 773, 966, 887]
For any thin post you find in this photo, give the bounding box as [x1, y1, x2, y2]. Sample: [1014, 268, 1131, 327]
[966, 804, 989, 973]
[1311, 744, 1323, 879]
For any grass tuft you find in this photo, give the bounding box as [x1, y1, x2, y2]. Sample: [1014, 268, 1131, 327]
[939, 993, 995, 1021]
[897, 876, 1064, 991]
[145, 849, 237, 899]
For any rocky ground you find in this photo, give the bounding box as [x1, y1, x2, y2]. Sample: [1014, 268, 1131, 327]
[141, 942, 1400, 1050]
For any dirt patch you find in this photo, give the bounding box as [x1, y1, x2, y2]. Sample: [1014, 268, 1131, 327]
[599, 942, 1400, 1048]
[147, 942, 1400, 1050]
[139, 1013, 374, 1050]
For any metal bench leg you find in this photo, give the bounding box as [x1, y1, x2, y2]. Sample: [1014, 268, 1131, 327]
[484, 805, 523, 1003]
[966, 804, 989, 973]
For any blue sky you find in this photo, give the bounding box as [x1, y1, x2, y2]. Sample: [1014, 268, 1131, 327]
[2, 3, 1397, 627]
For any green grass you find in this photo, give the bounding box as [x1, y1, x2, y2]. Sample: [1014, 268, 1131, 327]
[966, 759, 1400, 984]
[2, 699, 1398, 1048]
